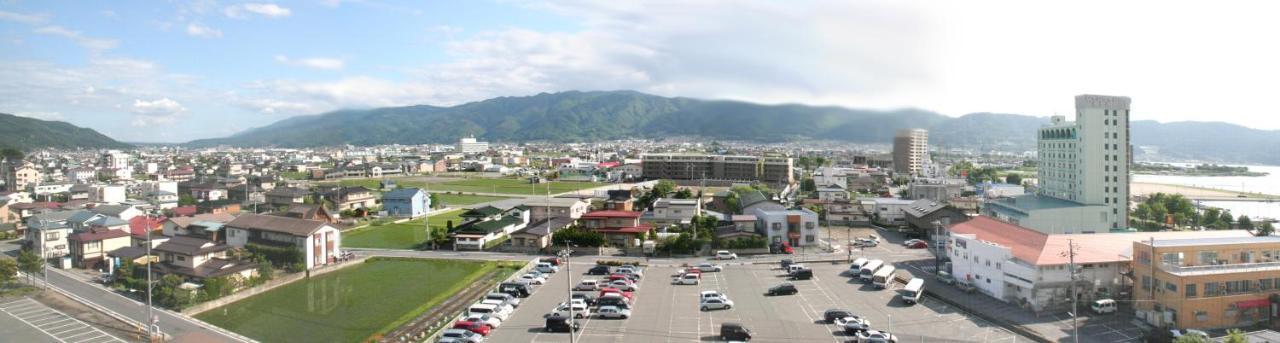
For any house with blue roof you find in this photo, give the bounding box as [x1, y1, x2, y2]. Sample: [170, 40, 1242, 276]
[383, 188, 429, 218]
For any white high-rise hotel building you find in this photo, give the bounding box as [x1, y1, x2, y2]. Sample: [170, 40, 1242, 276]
[985, 94, 1130, 233]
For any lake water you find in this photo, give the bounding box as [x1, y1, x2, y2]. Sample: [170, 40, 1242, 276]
[1133, 164, 1280, 220]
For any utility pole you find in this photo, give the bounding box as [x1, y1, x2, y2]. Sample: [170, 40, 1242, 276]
[563, 240, 575, 343]
[146, 210, 158, 341]
[1063, 239, 1079, 343]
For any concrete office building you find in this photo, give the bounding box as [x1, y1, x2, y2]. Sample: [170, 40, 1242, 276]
[893, 129, 928, 175]
[986, 94, 1131, 233]
[1132, 236, 1280, 330]
[456, 135, 490, 154]
[640, 154, 794, 187]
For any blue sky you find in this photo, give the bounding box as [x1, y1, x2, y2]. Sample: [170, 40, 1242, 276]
[3, 1, 1280, 143]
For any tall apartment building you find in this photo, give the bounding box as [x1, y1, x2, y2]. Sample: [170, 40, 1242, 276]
[892, 129, 928, 175]
[640, 154, 794, 187]
[985, 95, 1131, 233]
[456, 135, 490, 154]
[102, 150, 131, 171]
[1132, 236, 1280, 330]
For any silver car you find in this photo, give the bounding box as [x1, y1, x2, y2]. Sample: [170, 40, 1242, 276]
[700, 297, 734, 311]
[440, 328, 484, 343]
[596, 305, 632, 319]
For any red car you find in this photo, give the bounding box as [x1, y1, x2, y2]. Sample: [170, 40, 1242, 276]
[906, 241, 929, 249]
[540, 257, 562, 266]
[598, 287, 634, 300]
[453, 321, 492, 336]
[781, 242, 795, 254]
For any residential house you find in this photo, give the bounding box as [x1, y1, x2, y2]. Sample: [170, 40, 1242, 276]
[187, 183, 227, 202]
[870, 198, 915, 226]
[32, 182, 73, 196]
[90, 204, 142, 221]
[316, 186, 376, 211]
[145, 191, 179, 210]
[740, 190, 784, 213]
[163, 213, 237, 242]
[909, 182, 963, 203]
[383, 188, 430, 218]
[902, 199, 970, 238]
[227, 184, 267, 205]
[523, 197, 590, 223]
[753, 208, 820, 247]
[66, 168, 95, 182]
[266, 187, 311, 208]
[225, 214, 342, 270]
[67, 227, 131, 270]
[580, 210, 652, 248]
[816, 184, 849, 202]
[90, 184, 126, 204]
[277, 204, 336, 223]
[152, 236, 256, 280]
[642, 197, 702, 227]
[505, 217, 575, 253]
[451, 206, 530, 251]
[604, 190, 635, 211]
[25, 211, 79, 258]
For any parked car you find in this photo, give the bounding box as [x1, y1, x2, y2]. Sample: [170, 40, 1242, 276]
[440, 329, 485, 343]
[786, 264, 807, 275]
[544, 317, 580, 332]
[608, 279, 639, 291]
[498, 282, 531, 298]
[905, 241, 928, 249]
[575, 279, 600, 291]
[838, 316, 872, 333]
[855, 237, 879, 247]
[540, 257, 562, 266]
[571, 293, 597, 306]
[700, 297, 734, 311]
[519, 273, 547, 285]
[461, 313, 502, 329]
[936, 271, 956, 285]
[855, 330, 897, 343]
[596, 305, 632, 319]
[1170, 329, 1210, 340]
[720, 323, 752, 341]
[700, 290, 726, 301]
[616, 267, 643, 279]
[823, 309, 854, 323]
[955, 280, 976, 293]
[672, 273, 701, 285]
[479, 299, 515, 314]
[452, 321, 492, 336]
[698, 263, 723, 272]
[780, 259, 794, 270]
[587, 265, 612, 275]
[597, 295, 631, 310]
[468, 303, 511, 321]
[535, 262, 559, 273]
[902, 239, 925, 246]
[715, 250, 738, 260]
[484, 292, 520, 308]
[790, 268, 813, 280]
[547, 301, 589, 319]
[598, 288, 634, 301]
[1090, 299, 1117, 314]
[766, 283, 798, 296]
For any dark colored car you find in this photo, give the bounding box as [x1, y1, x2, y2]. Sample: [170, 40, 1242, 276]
[499, 282, 531, 298]
[767, 283, 799, 296]
[571, 293, 597, 306]
[587, 265, 612, 275]
[823, 309, 854, 323]
[452, 321, 491, 336]
[790, 268, 813, 280]
[906, 241, 929, 249]
[720, 322, 752, 341]
[544, 317, 581, 333]
[780, 259, 794, 270]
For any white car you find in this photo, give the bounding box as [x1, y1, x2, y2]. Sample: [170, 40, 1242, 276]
[519, 273, 547, 285]
[672, 274, 700, 285]
[609, 279, 639, 291]
[480, 299, 515, 313]
[484, 293, 520, 308]
[697, 263, 723, 272]
[575, 279, 600, 291]
[699, 297, 734, 311]
[837, 316, 872, 333]
[616, 267, 643, 279]
[1170, 329, 1210, 340]
[855, 238, 879, 247]
[596, 305, 632, 319]
[535, 262, 559, 274]
[548, 302, 589, 319]
[440, 329, 485, 343]
[700, 290, 726, 301]
[715, 250, 738, 260]
[856, 330, 898, 343]
[462, 313, 502, 329]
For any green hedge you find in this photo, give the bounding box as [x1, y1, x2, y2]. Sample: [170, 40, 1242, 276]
[718, 236, 768, 249]
[246, 243, 304, 269]
[552, 228, 605, 247]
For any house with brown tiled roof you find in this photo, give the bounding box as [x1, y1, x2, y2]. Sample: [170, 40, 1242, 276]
[225, 213, 341, 270]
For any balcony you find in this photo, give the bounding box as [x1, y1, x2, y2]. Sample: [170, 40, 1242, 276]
[1160, 261, 1280, 276]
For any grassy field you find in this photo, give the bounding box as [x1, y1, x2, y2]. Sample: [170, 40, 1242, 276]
[343, 210, 466, 249]
[433, 193, 510, 206]
[430, 178, 605, 195]
[197, 258, 513, 343]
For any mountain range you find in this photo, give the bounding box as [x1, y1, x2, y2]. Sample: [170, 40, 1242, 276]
[0, 113, 131, 151]
[188, 91, 1280, 165]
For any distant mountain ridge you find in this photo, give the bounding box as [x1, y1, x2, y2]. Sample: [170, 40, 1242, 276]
[186, 91, 1280, 165]
[0, 113, 131, 151]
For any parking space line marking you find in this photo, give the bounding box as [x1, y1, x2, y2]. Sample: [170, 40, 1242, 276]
[0, 297, 127, 343]
[37, 317, 74, 328]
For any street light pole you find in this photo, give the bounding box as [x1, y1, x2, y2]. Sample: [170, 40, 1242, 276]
[562, 241, 575, 343]
[146, 211, 156, 341]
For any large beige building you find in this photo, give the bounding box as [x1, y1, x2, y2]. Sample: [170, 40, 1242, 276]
[1132, 236, 1280, 331]
[892, 129, 928, 175]
[640, 154, 793, 187]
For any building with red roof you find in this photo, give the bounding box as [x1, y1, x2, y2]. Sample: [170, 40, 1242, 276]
[947, 215, 1252, 313]
[581, 210, 651, 248]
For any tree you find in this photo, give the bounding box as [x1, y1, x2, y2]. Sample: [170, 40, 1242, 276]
[1004, 173, 1023, 185]
[1224, 329, 1247, 343]
[801, 178, 817, 192]
[429, 193, 442, 209]
[16, 249, 43, 284]
[1133, 203, 1151, 221]
[724, 192, 742, 214]
[0, 148, 23, 163]
[1237, 215, 1253, 232]
[1218, 211, 1234, 230]
[674, 188, 694, 199]
[1255, 221, 1275, 237]
[178, 194, 196, 206]
[652, 180, 676, 198]
[0, 258, 17, 288]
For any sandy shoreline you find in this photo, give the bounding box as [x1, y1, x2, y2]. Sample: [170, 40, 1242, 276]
[1131, 182, 1280, 200]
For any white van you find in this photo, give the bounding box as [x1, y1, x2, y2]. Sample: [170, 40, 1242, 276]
[1090, 299, 1116, 314]
[900, 278, 924, 304]
[469, 303, 511, 321]
[859, 260, 884, 282]
[872, 266, 897, 289]
[848, 258, 869, 276]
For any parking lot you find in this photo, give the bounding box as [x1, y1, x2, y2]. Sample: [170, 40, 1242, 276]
[0, 297, 129, 343]
[485, 255, 1022, 343]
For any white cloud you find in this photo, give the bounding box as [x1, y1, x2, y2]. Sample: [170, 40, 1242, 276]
[273, 55, 345, 70]
[34, 25, 119, 51]
[224, 3, 292, 19]
[0, 10, 47, 24]
[130, 98, 186, 126]
[186, 23, 223, 38]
